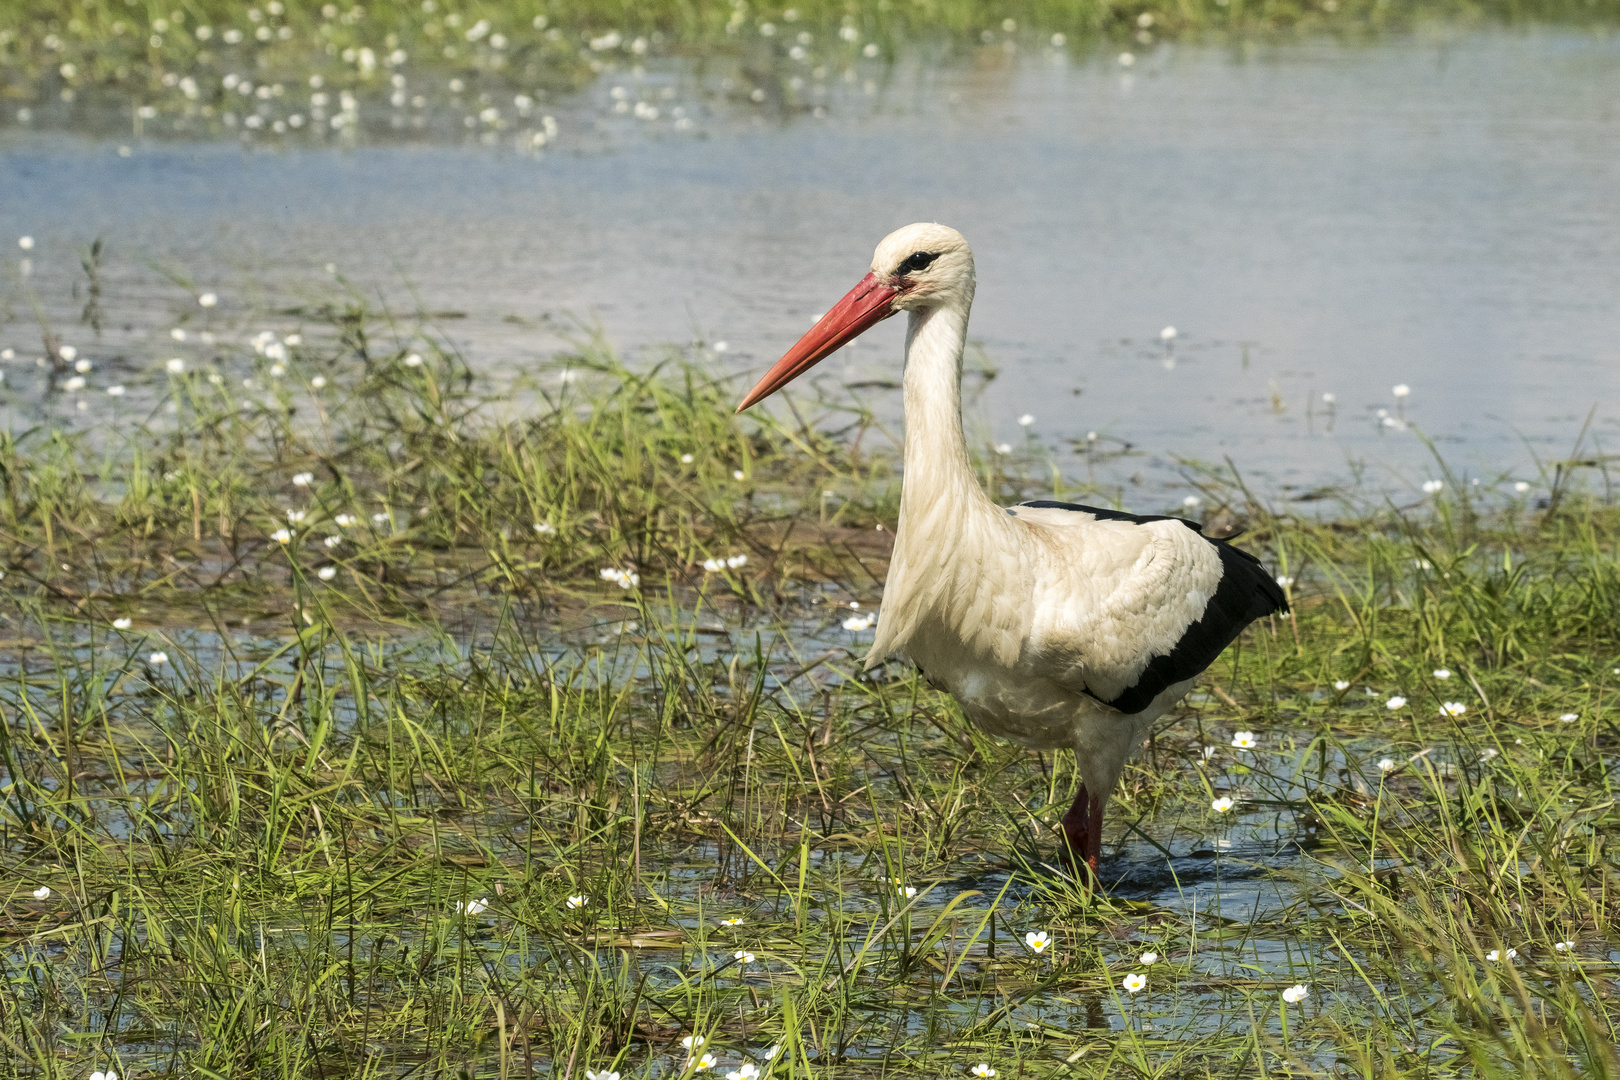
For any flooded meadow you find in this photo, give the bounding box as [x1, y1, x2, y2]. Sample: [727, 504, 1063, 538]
[1, 4, 1619, 1078]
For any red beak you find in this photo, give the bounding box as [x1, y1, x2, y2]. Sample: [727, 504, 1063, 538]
[736, 272, 899, 412]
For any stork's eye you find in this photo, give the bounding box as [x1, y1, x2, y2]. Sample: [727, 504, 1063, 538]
[898, 251, 939, 274]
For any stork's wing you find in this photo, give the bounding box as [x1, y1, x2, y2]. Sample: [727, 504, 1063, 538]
[1013, 501, 1288, 715]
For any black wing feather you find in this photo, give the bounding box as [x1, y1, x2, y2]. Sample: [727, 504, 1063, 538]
[1016, 500, 1288, 715]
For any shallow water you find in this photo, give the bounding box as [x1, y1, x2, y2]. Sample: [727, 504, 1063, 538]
[3, 28, 1618, 501]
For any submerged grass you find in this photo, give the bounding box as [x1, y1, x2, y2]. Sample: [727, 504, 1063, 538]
[0, 294, 1618, 1078]
[5, 0, 1620, 148]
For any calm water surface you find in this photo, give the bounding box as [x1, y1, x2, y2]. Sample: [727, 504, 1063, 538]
[3, 27, 1618, 500]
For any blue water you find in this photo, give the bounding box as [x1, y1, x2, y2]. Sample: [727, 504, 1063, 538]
[2, 28, 1617, 502]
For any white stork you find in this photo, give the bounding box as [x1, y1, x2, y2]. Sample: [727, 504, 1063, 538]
[736, 223, 1287, 885]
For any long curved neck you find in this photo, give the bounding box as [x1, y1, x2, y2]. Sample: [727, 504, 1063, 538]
[900, 298, 994, 516]
[869, 287, 1012, 664]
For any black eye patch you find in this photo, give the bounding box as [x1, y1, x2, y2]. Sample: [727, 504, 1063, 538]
[898, 251, 939, 274]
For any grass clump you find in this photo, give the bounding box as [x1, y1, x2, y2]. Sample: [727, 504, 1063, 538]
[0, 294, 1617, 1078]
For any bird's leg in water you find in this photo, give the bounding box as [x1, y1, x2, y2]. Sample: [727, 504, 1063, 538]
[1060, 787, 1105, 885]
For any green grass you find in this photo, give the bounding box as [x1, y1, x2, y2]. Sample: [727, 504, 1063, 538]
[0, 288, 1617, 1078]
[5, 0, 1620, 144]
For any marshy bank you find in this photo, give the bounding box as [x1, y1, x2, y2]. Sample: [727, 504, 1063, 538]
[4, 2, 1620, 1076]
[0, 295, 1616, 1077]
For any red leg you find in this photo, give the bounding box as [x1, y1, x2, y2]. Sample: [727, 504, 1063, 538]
[1060, 786, 1104, 886]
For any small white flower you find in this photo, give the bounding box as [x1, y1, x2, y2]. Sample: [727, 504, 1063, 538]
[286, 509, 306, 523]
[1559, 713, 1579, 723]
[318, 566, 337, 581]
[1024, 930, 1050, 953]
[725, 1066, 759, 1080]
[680, 453, 695, 463]
[1139, 951, 1158, 964]
[566, 894, 588, 909]
[148, 651, 169, 665]
[1017, 413, 1034, 426]
[1480, 747, 1499, 761]
[734, 949, 756, 964]
[1421, 479, 1443, 494]
[1183, 495, 1201, 507]
[1514, 481, 1530, 492]
[1281, 984, 1309, 1004]
[373, 513, 391, 524]
[107, 385, 126, 396]
[970, 1067, 996, 1078]
[1385, 696, 1407, 710]
[404, 353, 424, 367]
[1377, 758, 1397, 773]
[733, 470, 746, 481]
[1201, 745, 1217, 761]
[585, 1071, 623, 1080]
[292, 472, 314, 486]
[271, 528, 292, 543]
[198, 292, 218, 307]
[994, 442, 1012, 455]
[324, 535, 341, 548]
[1433, 668, 1451, 679]
[702, 558, 725, 572]
[842, 615, 874, 631]
[693, 1054, 717, 1072]
[682, 1035, 706, 1050]
[112, 617, 133, 630]
[1122, 972, 1147, 993]
[762, 1045, 782, 1060]
[533, 522, 555, 535]
[1160, 326, 1177, 341]
[1392, 384, 1410, 397]
[898, 884, 918, 898]
[1230, 731, 1256, 749]
[74, 359, 91, 373]
[726, 554, 748, 569]
[457, 897, 489, 915]
[1211, 796, 1234, 814]
[311, 375, 328, 388]
[31, 886, 50, 900]
[63, 376, 86, 391]
[1275, 575, 1294, 588]
[18, 236, 34, 250]
[1485, 948, 1517, 962]
[166, 358, 185, 373]
[1322, 392, 1337, 404]
[1555, 940, 1575, 952]
[719, 916, 744, 926]
[1333, 680, 1351, 690]
[90, 1072, 118, 1080]
[1439, 701, 1467, 716]
[334, 514, 356, 527]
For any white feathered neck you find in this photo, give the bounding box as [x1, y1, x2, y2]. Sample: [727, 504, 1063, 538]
[866, 290, 1026, 667]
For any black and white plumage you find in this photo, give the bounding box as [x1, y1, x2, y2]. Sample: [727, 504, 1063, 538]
[736, 223, 1288, 883]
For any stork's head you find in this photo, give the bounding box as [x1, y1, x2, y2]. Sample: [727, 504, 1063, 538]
[736, 222, 974, 412]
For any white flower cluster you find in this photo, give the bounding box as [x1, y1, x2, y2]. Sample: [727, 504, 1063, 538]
[599, 567, 639, 589]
